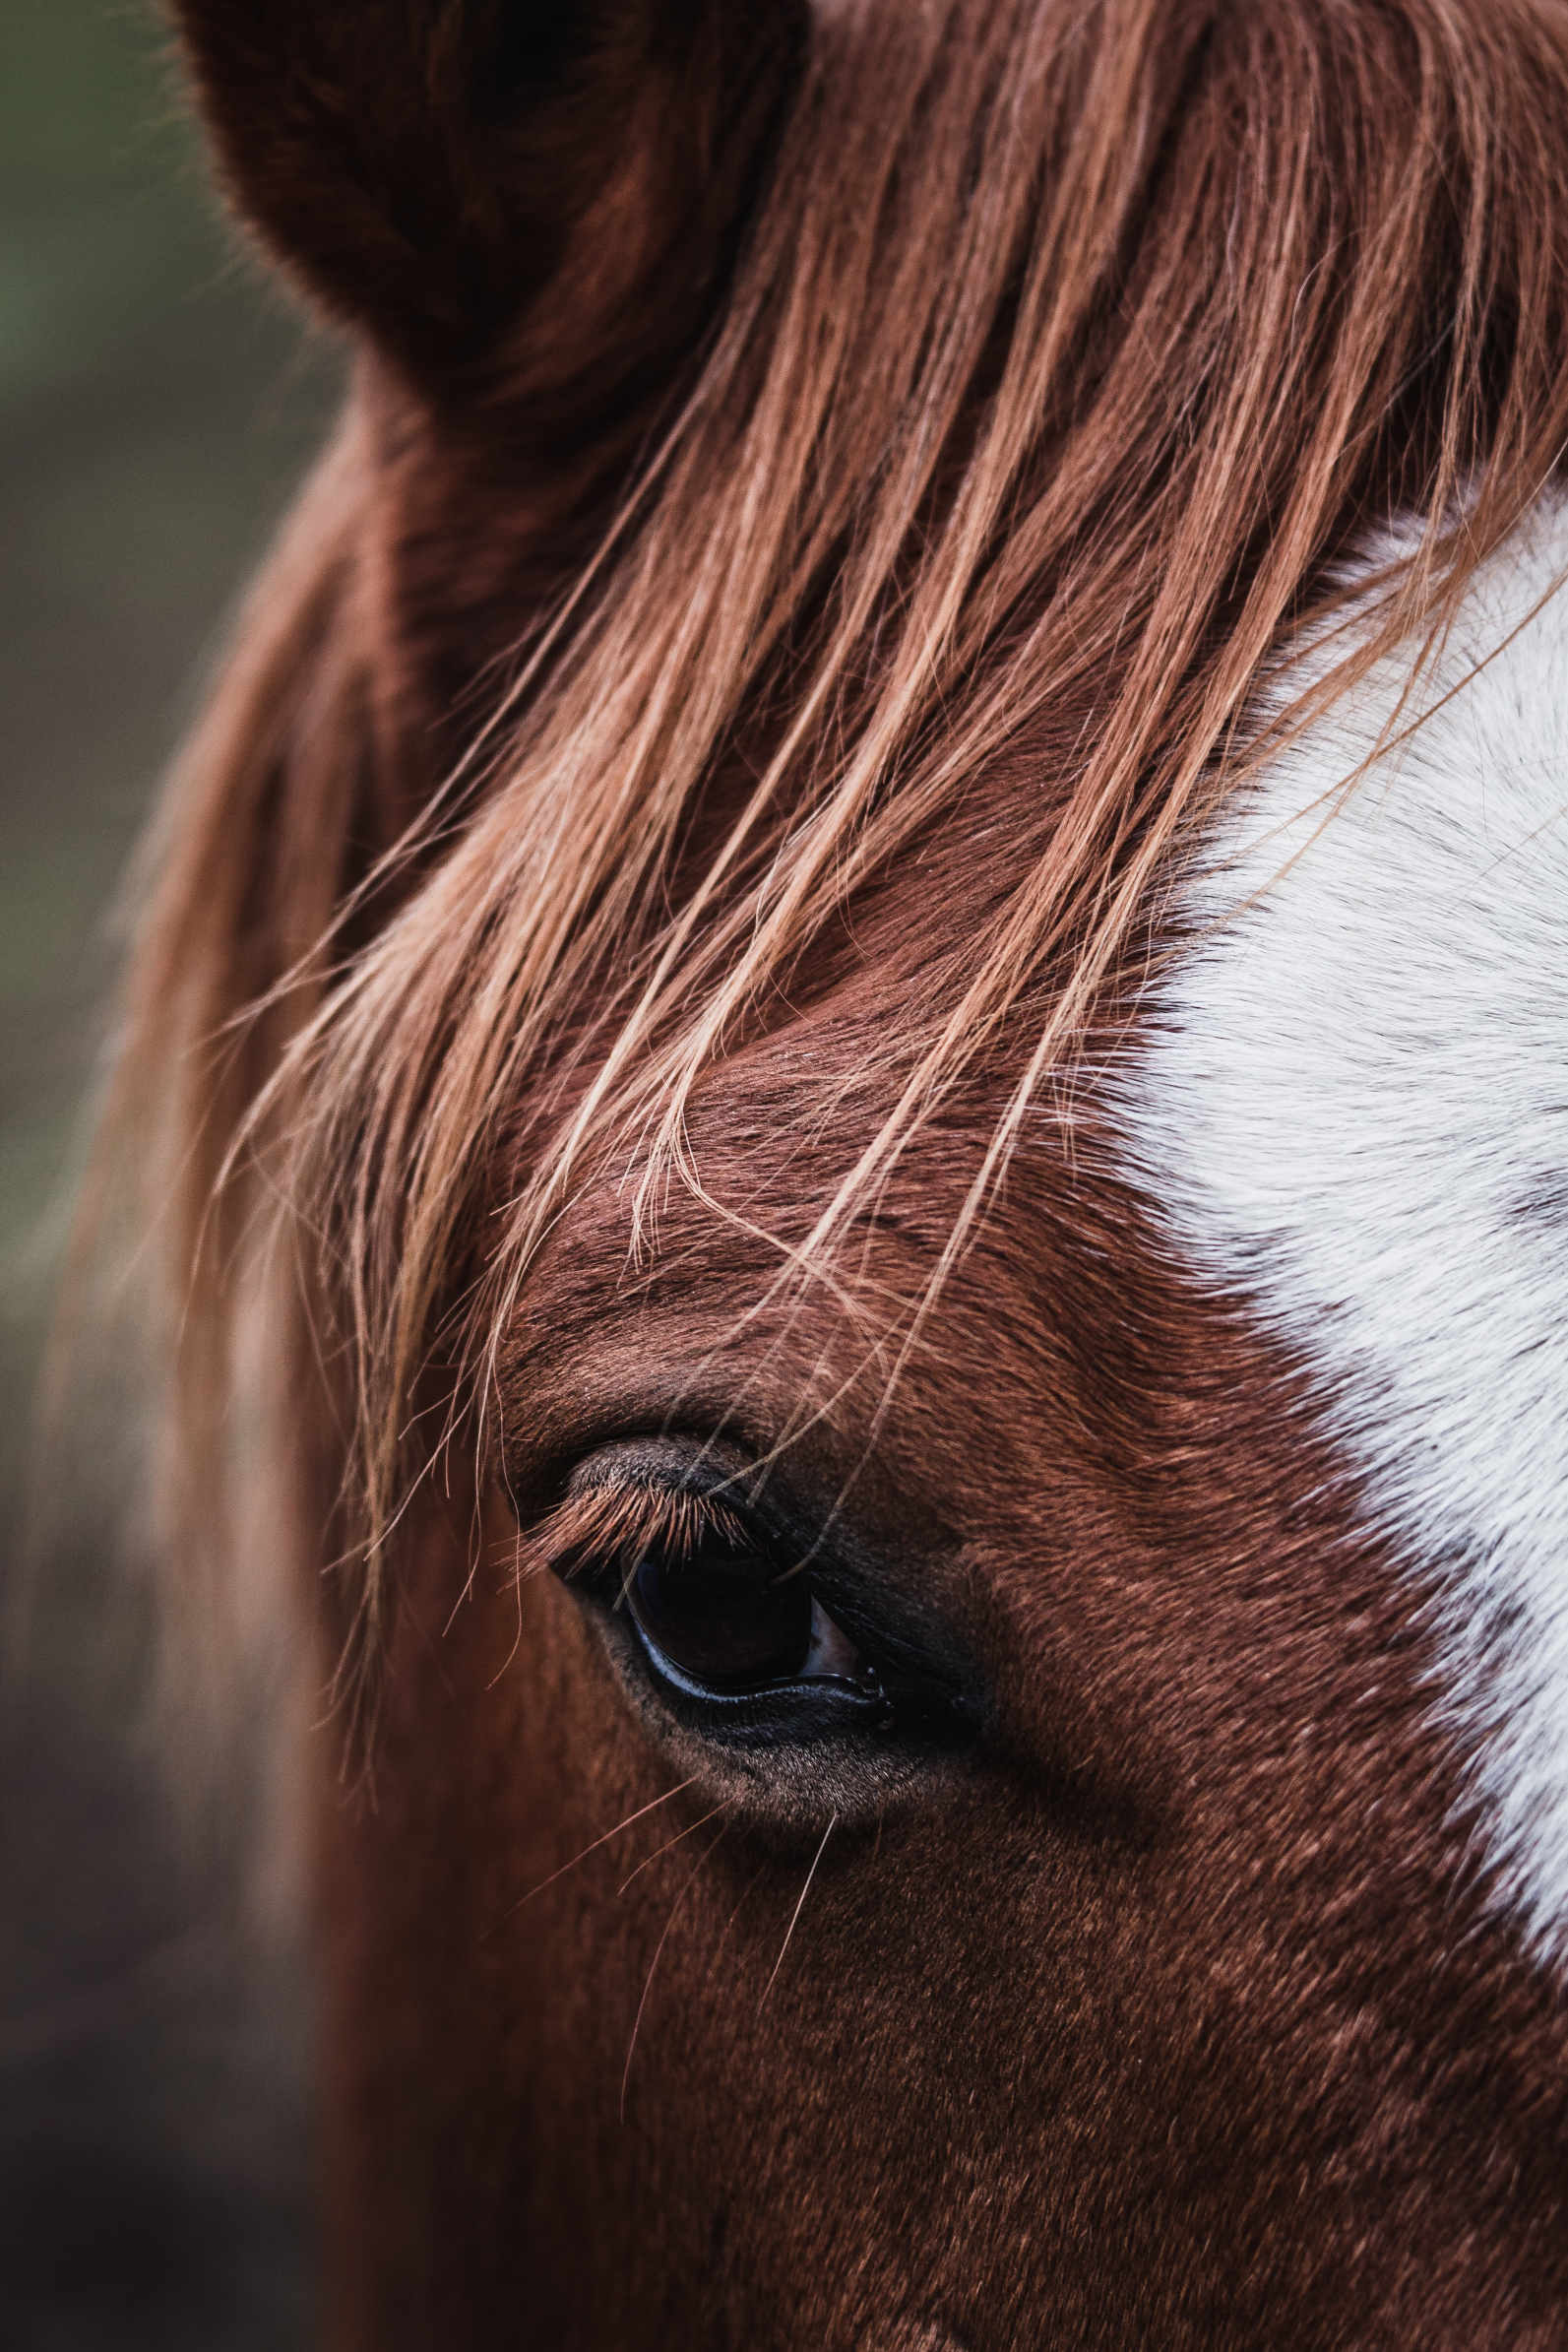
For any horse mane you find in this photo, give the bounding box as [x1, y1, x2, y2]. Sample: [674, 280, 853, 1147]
[102, 0, 1568, 1699]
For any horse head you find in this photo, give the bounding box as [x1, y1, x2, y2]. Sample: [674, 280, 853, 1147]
[115, 2, 1568, 2340]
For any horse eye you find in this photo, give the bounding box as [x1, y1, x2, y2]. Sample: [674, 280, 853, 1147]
[623, 1533, 877, 1699]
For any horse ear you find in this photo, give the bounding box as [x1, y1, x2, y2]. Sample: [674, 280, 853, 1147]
[169, 0, 807, 400]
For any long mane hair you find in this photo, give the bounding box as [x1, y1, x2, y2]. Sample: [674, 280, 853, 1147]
[104, 0, 1568, 1702]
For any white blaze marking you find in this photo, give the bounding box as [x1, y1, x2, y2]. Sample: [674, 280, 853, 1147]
[1122, 504, 1568, 1962]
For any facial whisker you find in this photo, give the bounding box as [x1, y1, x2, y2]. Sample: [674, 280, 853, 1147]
[617, 1796, 731, 1896]
[760, 1812, 837, 2007]
[620, 1818, 732, 2122]
[490, 1776, 698, 1932]
[703, 1857, 772, 1993]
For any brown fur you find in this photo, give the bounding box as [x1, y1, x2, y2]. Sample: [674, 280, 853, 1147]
[100, 0, 1568, 2341]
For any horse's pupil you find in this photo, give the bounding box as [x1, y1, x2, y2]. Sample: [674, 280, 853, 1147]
[629, 1542, 813, 1690]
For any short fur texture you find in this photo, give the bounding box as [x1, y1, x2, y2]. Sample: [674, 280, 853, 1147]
[1125, 503, 1568, 1963]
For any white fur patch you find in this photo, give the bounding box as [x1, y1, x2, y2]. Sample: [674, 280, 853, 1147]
[1121, 504, 1568, 1963]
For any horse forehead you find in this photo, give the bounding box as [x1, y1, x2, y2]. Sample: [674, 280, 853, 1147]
[1120, 501, 1568, 1964]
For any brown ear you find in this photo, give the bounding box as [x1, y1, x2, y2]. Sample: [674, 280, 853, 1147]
[169, 0, 806, 402]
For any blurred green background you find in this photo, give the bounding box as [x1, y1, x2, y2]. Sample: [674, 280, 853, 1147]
[2, 2, 340, 2341]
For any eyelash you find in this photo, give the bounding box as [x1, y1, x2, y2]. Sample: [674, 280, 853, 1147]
[533, 1478, 755, 1604]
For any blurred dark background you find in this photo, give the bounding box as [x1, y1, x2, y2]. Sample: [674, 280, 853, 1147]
[2, 3, 340, 2341]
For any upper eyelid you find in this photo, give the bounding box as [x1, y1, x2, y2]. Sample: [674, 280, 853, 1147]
[529, 1477, 755, 1595]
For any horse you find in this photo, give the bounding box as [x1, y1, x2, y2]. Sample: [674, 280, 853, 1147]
[107, 0, 1568, 2341]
